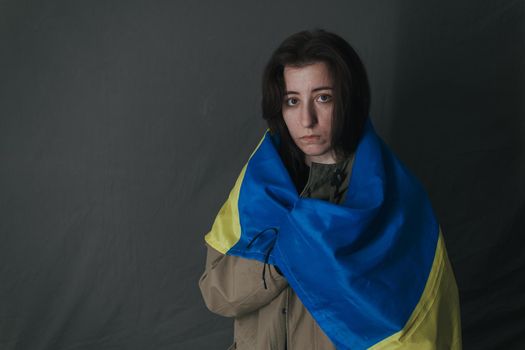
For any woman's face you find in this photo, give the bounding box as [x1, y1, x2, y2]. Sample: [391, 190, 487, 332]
[282, 61, 336, 166]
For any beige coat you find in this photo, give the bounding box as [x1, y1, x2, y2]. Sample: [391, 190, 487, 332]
[199, 157, 354, 350]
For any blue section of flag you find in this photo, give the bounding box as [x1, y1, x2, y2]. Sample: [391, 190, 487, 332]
[227, 119, 439, 349]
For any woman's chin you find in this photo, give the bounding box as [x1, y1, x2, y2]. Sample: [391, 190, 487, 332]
[302, 149, 337, 164]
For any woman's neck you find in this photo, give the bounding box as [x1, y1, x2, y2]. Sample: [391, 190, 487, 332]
[304, 150, 338, 166]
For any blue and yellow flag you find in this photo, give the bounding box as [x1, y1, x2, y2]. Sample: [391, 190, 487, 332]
[205, 119, 462, 349]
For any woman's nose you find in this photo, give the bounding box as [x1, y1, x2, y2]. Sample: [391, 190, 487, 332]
[299, 101, 317, 128]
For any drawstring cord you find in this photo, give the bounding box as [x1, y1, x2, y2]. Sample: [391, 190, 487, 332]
[246, 227, 279, 290]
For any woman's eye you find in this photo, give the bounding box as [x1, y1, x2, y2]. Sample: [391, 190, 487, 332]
[285, 97, 299, 106]
[317, 94, 332, 103]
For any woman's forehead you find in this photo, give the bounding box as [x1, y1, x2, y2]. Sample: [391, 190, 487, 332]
[283, 62, 333, 92]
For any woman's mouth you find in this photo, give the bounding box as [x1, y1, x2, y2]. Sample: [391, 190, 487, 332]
[300, 135, 320, 143]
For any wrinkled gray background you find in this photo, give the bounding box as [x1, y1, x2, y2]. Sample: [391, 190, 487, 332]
[1, 1, 524, 349]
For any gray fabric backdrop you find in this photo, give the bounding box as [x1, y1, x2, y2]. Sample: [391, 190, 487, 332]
[1, 0, 524, 349]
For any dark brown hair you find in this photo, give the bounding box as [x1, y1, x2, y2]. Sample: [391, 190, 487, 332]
[262, 29, 370, 191]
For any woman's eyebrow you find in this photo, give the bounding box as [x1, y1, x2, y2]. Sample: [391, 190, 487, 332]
[312, 86, 333, 92]
[284, 86, 333, 95]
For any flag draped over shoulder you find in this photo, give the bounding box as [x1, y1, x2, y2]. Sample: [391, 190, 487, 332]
[205, 119, 461, 350]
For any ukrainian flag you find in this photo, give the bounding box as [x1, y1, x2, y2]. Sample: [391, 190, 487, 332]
[205, 119, 462, 350]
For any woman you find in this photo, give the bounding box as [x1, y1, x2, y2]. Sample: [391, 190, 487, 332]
[199, 29, 462, 350]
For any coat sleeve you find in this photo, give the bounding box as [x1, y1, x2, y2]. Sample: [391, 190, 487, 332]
[198, 243, 288, 318]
